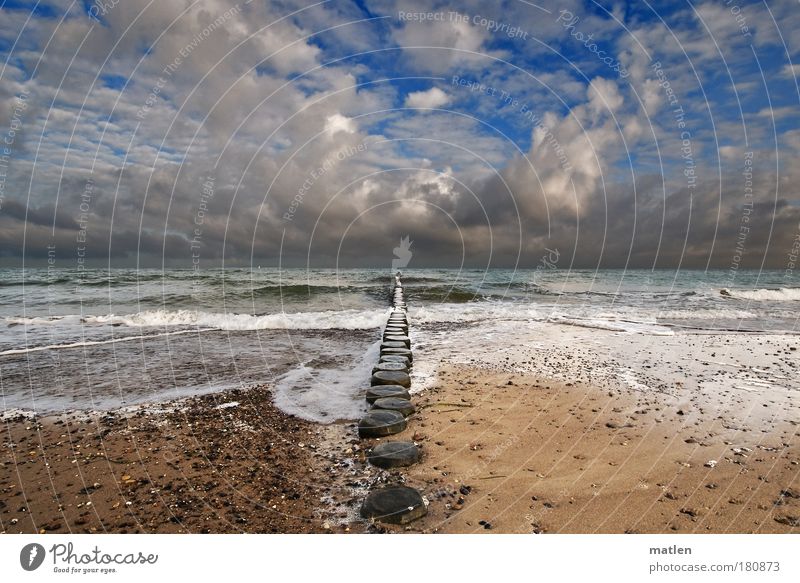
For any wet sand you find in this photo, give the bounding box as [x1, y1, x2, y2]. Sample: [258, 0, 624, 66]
[390, 363, 799, 533]
[0, 385, 358, 534]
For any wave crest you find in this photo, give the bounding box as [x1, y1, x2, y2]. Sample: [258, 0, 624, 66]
[7, 308, 388, 331]
[720, 288, 800, 301]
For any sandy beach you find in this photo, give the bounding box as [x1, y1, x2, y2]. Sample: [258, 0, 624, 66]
[390, 363, 799, 533]
[379, 319, 800, 533]
[3, 325, 798, 534]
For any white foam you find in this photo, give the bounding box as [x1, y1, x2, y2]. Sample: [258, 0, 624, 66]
[271, 340, 379, 423]
[732, 384, 764, 392]
[6, 308, 389, 331]
[547, 314, 675, 336]
[721, 287, 800, 301]
[5, 315, 83, 326]
[410, 304, 678, 335]
[410, 303, 536, 324]
[657, 309, 758, 320]
[616, 368, 651, 391]
[409, 366, 437, 395]
[90, 308, 389, 330]
[1, 309, 389, 356]
[1, 408, 37, 421]
[0, 328, 211, 356]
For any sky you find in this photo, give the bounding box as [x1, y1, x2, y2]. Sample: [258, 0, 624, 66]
[0, 0, 799, 270]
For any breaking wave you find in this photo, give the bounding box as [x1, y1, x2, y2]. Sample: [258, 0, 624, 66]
[720, 288, 800, 301]
[5, 308, 388, 331]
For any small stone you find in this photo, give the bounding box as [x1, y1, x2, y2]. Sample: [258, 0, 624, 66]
[704, 460, 717, 468]
[606, 421, 634, 429]
[360, 486, 427, 524]
[774, 515, 800, 527]
[79, 483, 102, 495]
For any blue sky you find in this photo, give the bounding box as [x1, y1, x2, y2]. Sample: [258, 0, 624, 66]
[0, 0, 799, 268]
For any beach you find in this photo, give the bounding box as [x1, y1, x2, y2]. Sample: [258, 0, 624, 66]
[1, 268, 799, 533]
[396, 365, 799, 533]
[3, 2, 800, 576]
[0, 386, 340, 534]
[392, 319, 799, 533]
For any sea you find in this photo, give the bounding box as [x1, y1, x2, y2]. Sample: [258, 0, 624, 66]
[1, 268, 797, 420]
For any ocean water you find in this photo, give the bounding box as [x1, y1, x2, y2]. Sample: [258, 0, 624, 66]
[1, 268, 797, 419]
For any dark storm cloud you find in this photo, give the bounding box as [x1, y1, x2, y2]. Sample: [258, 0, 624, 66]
[0, 0, 798, 268]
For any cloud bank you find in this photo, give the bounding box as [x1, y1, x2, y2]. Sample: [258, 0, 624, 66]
[0, 0, 798, 270]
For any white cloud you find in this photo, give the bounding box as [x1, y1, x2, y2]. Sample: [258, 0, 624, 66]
[392, 14, 491, 72]
[587, 77, 624, 117]
[1, 0, 797, 268]
[324, 113, 357, 136]
[780, 64, 800, 78]
[404, 87, 451, 109]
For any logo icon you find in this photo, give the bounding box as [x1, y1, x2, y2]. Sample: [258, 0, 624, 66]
[392, 236, 413, 271]
[20, 543, 46, 571]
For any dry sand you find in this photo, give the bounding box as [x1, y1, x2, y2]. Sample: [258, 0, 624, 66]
[386, 363, 799, 533]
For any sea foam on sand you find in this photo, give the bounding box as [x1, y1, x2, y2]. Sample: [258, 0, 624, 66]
[407, 305, 798, 429]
